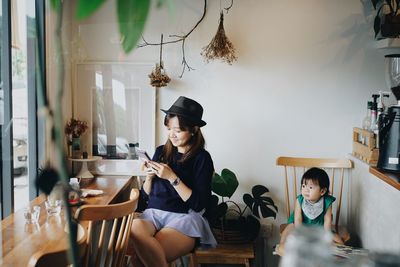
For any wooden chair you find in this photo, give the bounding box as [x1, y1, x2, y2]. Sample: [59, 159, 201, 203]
[28, 223, 87, 267]
[276, 156, 353, 239]
[75, 188, 139, 267]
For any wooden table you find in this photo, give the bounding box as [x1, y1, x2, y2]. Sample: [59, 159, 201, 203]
[0, 176, 133, 266]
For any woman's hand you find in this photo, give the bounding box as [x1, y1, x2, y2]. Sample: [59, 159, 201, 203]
[147, 161, 177, 182]
[141, 161, 156, 178]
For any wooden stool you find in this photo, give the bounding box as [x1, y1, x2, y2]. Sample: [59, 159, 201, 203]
[192, 243, 254, 267]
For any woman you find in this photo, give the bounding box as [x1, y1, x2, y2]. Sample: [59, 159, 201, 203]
[130, 96, 216, 267]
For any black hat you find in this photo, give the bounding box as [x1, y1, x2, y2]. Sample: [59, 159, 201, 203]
[161, 96, 206, 127]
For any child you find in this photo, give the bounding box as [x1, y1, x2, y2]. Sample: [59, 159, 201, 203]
[275, 167, 343, 255]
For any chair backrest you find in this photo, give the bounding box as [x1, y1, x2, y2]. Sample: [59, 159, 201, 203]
[75, 188, 139, 267]
[276, 157, 353, 230]
[28, 224, 87, 267]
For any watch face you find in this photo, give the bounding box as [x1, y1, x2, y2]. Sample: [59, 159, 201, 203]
[172, 178, 180, 186]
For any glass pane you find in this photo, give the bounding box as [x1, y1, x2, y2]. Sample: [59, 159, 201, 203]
[0, 1, 4, 216]
[93, 79, 139, 159]
[12, 0, 35, 211]
[74, 63, 155, 161]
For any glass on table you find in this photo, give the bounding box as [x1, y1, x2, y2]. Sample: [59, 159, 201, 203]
[45, 199, 62, 216]
[23, 205, 41, 224]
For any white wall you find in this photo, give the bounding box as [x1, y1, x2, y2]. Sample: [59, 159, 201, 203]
[61, 0, 397, 265]
[349, 156, 400, 253]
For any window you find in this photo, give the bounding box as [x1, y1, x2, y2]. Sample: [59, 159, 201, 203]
[0, 0, 45, 218]
[74, 63, 155, 160]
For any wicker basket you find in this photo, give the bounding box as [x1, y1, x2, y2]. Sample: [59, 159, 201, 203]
[211, 227, 253, 244]
[211, 219, 256, 244]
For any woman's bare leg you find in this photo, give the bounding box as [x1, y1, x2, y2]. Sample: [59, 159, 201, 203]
[130, 219, 168, 267]
[155, 228, 196, 263]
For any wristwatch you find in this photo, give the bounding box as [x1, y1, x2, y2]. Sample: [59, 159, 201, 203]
[170, 177, 181, 186]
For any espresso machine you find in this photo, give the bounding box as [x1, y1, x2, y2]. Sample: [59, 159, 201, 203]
[377, 54, 400, 172]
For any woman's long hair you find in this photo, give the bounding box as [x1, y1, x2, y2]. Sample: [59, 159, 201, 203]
[160, 114, 205, 164]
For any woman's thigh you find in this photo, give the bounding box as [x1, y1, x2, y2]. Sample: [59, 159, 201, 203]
[155, 228, 196, 262]
[131, 218, 157, 238]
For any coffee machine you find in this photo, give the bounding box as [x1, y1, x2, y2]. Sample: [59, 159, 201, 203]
[377, 54, 400, 172]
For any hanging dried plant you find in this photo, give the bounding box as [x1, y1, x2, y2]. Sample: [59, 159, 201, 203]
[149, 34, 171, 87]
[201, 12, 237, 64]
[149, 61, 171, 87]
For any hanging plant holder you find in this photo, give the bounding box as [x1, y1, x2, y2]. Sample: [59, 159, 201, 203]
[149, 34, 171, 87]
[201, 12, 237, 64]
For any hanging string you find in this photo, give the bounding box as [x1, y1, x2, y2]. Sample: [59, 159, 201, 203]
[160, 34, 163, 67]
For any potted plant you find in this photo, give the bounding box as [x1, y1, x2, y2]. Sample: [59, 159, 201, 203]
[205, 168, 278, 244]
[64, 118, 88, 158]
[371, 0, 400, 38]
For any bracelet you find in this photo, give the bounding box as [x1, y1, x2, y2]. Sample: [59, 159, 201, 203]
[170, 177, 181, 186]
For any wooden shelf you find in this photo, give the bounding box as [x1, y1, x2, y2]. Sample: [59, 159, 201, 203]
[369, 167, 400, 190]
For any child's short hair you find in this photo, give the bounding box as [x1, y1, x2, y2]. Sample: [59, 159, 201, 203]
[301, 167, 330, 195]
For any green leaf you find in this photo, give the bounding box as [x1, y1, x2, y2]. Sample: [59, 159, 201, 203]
[260, 205, 277, 219]
[216, 202, 228, 219]
[243, 193, 254, 208]
[75, 0, 106, 20]
[252, 204, 260, 218]
[50, 0, 61, 12]
[244, 184, 278, 219]
[374, 15, 381, 38]
[211, 169, 239, 198]
[252, 185, 269, 197]
[371, 0, 381, 9]
[117, 0, 150, 53]
[260, 196, 275, 205]
[260, 196, 278, 211]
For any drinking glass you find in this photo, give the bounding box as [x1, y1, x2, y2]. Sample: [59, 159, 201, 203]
[45, 199, 62, 216]
[24, 205, 41, 224]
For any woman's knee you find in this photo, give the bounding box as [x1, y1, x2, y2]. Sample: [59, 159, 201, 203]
[155, 229, 195, 262]
[131, 219, 156, 239]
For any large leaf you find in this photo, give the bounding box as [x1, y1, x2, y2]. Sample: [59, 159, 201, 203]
[371, 0, 382, 9]
[243, 193, 254, 208]
[211, 168, 239, 198]
[117, 0, 150, 53]
[50, 0, 61, 12]
[245, 185, 277, 219]
[260, 205, 277, 219]
[75, 0, 106, 20]
[252, 185, 269, 197]
[261, 196, 278, 211]
[374, 15, 381, 38]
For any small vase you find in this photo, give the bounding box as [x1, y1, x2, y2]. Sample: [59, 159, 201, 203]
[72, 137, 81, 158]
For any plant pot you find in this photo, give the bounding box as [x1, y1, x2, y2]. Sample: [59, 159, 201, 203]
[381, 23, 400, 38]
[381, 14, 400, 38]
[72, 137, 81, 158]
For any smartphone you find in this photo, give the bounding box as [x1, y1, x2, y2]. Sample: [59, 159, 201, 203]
[135, 147, 151, 161]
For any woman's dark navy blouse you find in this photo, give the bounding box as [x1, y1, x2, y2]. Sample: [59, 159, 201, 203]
[140, 145, 214, 214]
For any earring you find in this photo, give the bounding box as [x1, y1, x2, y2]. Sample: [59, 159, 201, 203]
[191, 133, 194, 136]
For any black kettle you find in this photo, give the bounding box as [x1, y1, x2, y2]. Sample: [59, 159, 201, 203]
[377, 105, 400, 172]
